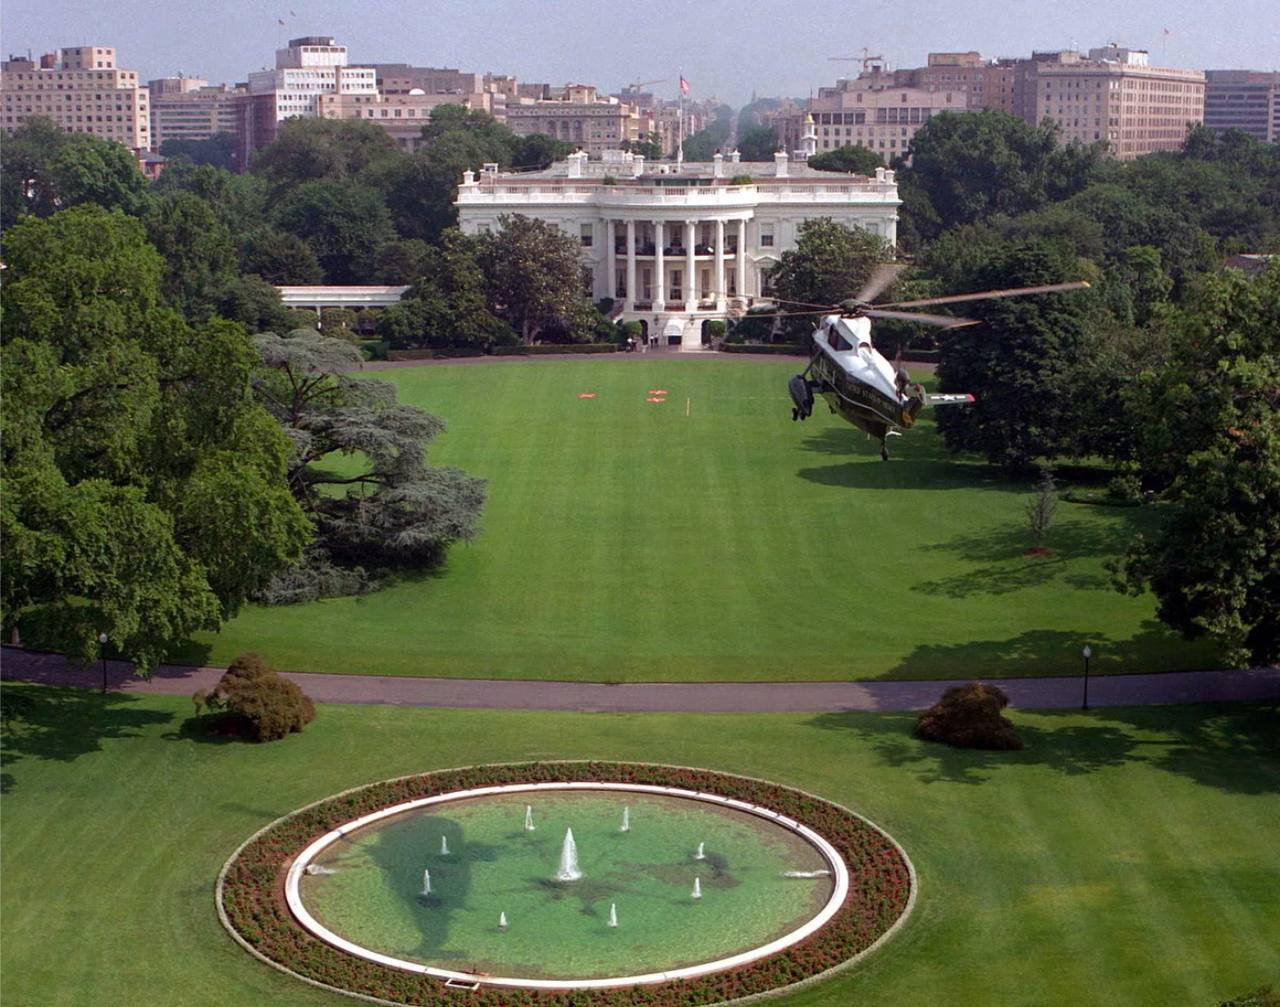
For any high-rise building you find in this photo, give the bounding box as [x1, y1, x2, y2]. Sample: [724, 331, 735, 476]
[149, 80, 247, 154]
[245, 36, 376, 149]
[2, 45, 150, 149]
[1204, 70, 1279, 142]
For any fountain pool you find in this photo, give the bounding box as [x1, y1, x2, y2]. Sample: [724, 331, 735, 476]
[294, 786, 841, 984]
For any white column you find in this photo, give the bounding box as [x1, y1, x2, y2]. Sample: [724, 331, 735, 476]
[684, 219, 696, 312]
[606, 219, 616, 301]
[625, 219, 636, 312]
[714, 219, 726, 311]
[653, 220, 666, 311]
[736, 219, 747, 301]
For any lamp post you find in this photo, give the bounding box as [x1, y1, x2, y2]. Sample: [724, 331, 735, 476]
[1081, 644, 1093, 710]
[98, 632, 109, 694]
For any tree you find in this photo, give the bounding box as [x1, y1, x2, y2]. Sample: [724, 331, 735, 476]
[0, 206, 310, 671]
[0, 117, 147, 224]
[151, 161, 269, 241]
[272, 180, 396, 283]
[899, 110, 1102, 241]
[932, 239, 1095, 471]
[252, 330, 486, 599]
[512, 133, 574, 170]
[159, 132, 239, 171]
[681, 105, 733, 161]
[197, 652, 315, 741]
[767, 217, 887, 340]
[619, 137, 663, 161]
[1025, 466, 1057, 554]
[142, 192, 238, 319]
[1114, 265, 1280, 666]
[240, 228, 325, 285]
[809, 144, 883, 176]
[249, 118, 399, 194]
[373, 239, 433, 284]
[736, 125, 779, 162]
[388, 230, 513, 350]
[476, 215, 595, 345]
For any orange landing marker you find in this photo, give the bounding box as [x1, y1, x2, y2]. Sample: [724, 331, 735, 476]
[577, 393, 597, 399]
[646, 397, 665, 404]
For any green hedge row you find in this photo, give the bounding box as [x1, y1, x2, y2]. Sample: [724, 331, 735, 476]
[492, 343, 621, 356]
[219, 762, 912, 1007]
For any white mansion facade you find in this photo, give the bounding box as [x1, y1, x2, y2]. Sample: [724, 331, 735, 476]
[455, 148, 901, 349]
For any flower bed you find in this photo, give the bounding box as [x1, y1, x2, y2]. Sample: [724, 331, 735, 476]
[218, 762, 914, 1006]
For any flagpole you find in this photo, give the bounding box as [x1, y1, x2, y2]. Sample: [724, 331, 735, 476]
[677, 70, 684, 166]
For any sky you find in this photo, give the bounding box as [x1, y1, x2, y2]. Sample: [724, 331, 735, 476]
[2, 0, 1278, 105]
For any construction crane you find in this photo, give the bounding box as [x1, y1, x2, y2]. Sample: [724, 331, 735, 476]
[625, 77, 669, 93]
[828, 48, 885, 74]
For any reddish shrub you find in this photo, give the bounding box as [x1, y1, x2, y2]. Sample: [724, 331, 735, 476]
[915, 682, 1023, 750]
[203, 652, 315, 742]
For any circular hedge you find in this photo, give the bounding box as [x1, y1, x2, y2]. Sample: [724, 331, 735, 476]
[217, 762, 915, 1006]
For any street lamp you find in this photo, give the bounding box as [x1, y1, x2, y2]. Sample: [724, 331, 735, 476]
[1081, 644, 1093, 710]
[98, 632, 109, 694]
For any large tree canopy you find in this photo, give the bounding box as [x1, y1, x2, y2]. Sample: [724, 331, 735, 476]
[766, 217, 887, 341]
[808, 144, 884, 176]
[251, 331, 487, 601]
[1115, 265, 1280, 665]
[249, 117, 399, 194]
[272, 180, 396, 283]
[0, 206, 310, 669]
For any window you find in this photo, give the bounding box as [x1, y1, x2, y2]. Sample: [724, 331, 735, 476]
[579, 224, 593, 247]
[759, 224, 774, 248]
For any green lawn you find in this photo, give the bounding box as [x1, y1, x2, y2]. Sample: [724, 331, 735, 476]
[178, 358, 1215, 681]
[2, 686, 1275, 1006]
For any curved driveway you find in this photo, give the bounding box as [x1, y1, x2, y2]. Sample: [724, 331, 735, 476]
[2, 647, 1276, 713]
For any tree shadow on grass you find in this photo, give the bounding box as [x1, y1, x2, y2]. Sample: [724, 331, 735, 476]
[883, 625, 1210, 679]
[0, 684, 173, 793]
[806, 701, 1279, 795]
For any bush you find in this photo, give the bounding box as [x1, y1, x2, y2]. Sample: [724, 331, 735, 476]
[1219, 987, 1280, 1007]
[1106, 472, 1144, 503]
[703, 320, 726, 345]
[729, 174, 754, 185]
[200, 652, 315, 742]
[916, 682, 1023, 750]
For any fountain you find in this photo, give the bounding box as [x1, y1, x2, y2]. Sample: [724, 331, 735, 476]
[694, 842, 706, 860]
[440, 835, 450, 855]
[524, 805, 535, 831]
[554, 828, 582, 881]
[691, 877, 702, 900]
[620, 806, 630, 832]
[607, 903, 618, 928]
[421, 869, 432, 896]
[499, 911, 508, 930]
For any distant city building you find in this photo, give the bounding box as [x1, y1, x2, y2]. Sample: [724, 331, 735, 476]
[505, 84, 654, 157]
[316, 89, 495, 151]
[1204, 70, 1279, 142]
[775, 43, 1204, 163]
[149, 80, 247, 154]
[246, 36, 376, 150]
[2, 45, 150, 150]
[1025, 45, 1204, 158]
[457, 149, 900, 348]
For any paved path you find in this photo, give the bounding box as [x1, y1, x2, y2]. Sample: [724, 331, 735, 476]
[3, 647, 1276, 713]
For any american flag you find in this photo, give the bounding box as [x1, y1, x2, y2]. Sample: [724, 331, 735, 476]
[679, 76, 690, 95]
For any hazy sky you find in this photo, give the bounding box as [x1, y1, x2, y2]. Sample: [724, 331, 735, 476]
[3, 0, 1277, 104]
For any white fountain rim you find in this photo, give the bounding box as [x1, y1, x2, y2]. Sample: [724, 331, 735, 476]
[285, 781, 851, 990]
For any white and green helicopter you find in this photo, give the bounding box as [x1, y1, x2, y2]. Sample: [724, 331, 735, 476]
[786, 265, 1090, 459]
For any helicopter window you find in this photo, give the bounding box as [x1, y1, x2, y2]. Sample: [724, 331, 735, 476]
[827, 328, 852, 351]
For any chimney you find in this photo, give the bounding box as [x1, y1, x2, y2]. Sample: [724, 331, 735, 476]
[461, 169, 476, 186]
[632, 156, 645, 177]
[566, 150, 586, 178]
[774, 150, 789, 178]
[712, 151, 724, 178]
[728, 149, 741, 164]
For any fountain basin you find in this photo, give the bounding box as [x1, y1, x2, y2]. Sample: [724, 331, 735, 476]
[288, 783, 848, 988]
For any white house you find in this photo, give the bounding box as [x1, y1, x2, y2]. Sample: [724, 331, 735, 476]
[455, 145, 900, 349]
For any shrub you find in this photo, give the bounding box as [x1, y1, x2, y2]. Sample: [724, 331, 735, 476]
[703, 320, 726, 345]
[1106, 472, 1144, 503]
[915, 682, 1023, 750]
[1220, 988, 1280, 1007]
[601, 175, 618, 186]
[202, 652, 315, 742]
[729, 174, 754, 185]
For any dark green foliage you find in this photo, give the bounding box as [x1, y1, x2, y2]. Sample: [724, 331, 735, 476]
[209, 274, 292, 338]
[239, 228, 324, 285]
[767, 218, 886, 340]
[201, 652, 315, 741]
[933, 240, 1095, 470]
[0, 206, 310, 671]
[681, 105, 733, 161]
[900, 111, 1103, 241]
[729, 174, 754, 185]
[142, 192, 239, 319]
[1114, 265, 1280, 665]
[252, 330, 486, 599]
[619, 137, 663, 161]
[736, 125, 779, 161]
[0, 117, 147, 226]
[512, 133, 574, 170]
[476, 215, 596, 345]
[809, 144, 883, 175]
[374, 239, 433, 284]
[272, 180, 396, 283]
[249, 117, 398, 194]
[158, 132, 238, 171]
[916, 682, 1023, 750]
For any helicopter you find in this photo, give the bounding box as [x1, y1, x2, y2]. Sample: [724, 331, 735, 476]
[785, 264, 1090, 459]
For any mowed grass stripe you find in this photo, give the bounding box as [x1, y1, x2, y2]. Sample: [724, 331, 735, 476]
[178, 359, 1218, 681]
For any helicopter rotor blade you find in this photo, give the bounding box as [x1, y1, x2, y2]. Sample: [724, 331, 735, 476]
[862, 308, 981, 328]
[856, 263, 906, 304]
[878, 280, 1092, 310]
